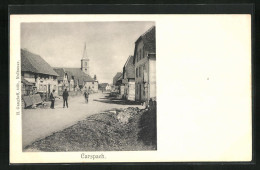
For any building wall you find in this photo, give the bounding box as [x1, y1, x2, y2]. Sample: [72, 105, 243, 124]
[105, 85, 111, 91]
[120, 85, 125, 95]
[23, 72, 35, 83]
[83, 81, 98, 93]
[22, 72, 58, 95]
[135, 40, 149, 102]
[93, 81, 98, 92]
[35, 74, 58, 95]
[81, 58, 90, 75]
[127, 79, 135, 101]
[149, 58, 156, 99]
[123, 79, 135, 101]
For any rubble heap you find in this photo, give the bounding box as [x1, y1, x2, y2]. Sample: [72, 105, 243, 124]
[25, 107, 157, 151]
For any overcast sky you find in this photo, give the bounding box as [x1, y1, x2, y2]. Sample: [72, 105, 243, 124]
[21, 22, 155, 83]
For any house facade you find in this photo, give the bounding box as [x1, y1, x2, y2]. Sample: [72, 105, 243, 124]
[53, 43, 98, 95]
[117, 75, 125, 96]
[113, 72, 123, 93]
[54, 67, 98, 95]
[122, 55, 135, 101]
[21, 49, 59, 100]
[99, 83, 111, 91]
[133, 26, 156, 102]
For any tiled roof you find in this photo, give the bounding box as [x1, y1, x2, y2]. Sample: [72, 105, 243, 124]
[54, 67, 95, 86]
[21, 77, 34, 86]
[99, 83, 109, 88]
[21, 49, 59, 76]
[113, 72, 122, 85]
[123, 55, 135, 79]
[53, 68, 65, 81]
[117, 75, 123, 81]
[133, 26, 156, 63]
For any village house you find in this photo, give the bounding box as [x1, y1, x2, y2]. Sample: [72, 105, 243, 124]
[133, 26, 156, 103]
[122, 55, 135, 101]
[117, 74, 125, 96]
[113, 72, 122, 86]
[113, 73, 125, 96]
[53, 68, 98, 95]
[21, 49, 59, 100]
[99, 83, 111, 92]
[112, 72, 123, 93]
[53, 43, 98, 94]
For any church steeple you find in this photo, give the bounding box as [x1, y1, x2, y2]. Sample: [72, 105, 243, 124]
[81, 42, 90, 75]
[82, 42, 88, 59]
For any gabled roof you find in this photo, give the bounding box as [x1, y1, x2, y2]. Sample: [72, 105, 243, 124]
[133, 26, 156, 63]
[21, 77, 34, 86]
[53, 67, 95, 86]
[99, 83, 109, 88]
[52, 68, 65, 81]
[21, 49, 59, 76]
[113, 72, 122, 85]
[117, 75, 123, 81]
[123, 55, 135, 79]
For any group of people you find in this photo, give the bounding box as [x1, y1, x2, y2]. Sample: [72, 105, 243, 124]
[49, 89, 89, 109]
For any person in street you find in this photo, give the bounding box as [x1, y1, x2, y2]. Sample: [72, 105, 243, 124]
[50, 89, 59, 109]
[62, 89, 69, 108]
[84, 91, 89, 103]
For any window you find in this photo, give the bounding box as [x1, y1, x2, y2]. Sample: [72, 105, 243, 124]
[143, 46, 145, 58]
[139, 49, 141, 60]
[139, 66, 141, 77]
[136, 52, 138, 62]
[136, 68, 138, 77]
[140, 49, 142, 59]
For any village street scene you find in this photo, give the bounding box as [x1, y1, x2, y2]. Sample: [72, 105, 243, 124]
[21, 22, 156, 151]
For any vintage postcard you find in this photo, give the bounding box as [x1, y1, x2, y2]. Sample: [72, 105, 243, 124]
[10, 14, 252, 163]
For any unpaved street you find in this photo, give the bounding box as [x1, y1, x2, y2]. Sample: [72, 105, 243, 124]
[22, 92, 144, 148]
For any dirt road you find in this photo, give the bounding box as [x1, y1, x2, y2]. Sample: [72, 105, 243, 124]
[22, 92, 144, 148]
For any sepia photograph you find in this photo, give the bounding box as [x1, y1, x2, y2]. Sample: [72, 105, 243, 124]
[20, 22, 157, 152]
[10, 12, 252, 163]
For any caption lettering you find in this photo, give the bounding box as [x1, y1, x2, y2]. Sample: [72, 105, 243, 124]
[81, 153, 105, 160]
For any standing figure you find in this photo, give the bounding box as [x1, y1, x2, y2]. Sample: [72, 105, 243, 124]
[84, 91, 89, 103]
[62, 89, 69, 108]
[50, 90, 59, 109]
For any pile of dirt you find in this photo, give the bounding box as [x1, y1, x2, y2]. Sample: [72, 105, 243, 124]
[25, 107, 157, 151]
[138, 106, 157, 147]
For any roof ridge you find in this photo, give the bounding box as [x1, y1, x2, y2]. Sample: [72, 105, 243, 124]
[124, 55, 131, 68]
[141, 25, 155, 38]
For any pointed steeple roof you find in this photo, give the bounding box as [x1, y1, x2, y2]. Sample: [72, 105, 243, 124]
[82, 42, 88, 59]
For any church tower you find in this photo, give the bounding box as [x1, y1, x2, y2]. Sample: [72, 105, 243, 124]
[81, 42, 90, 75]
